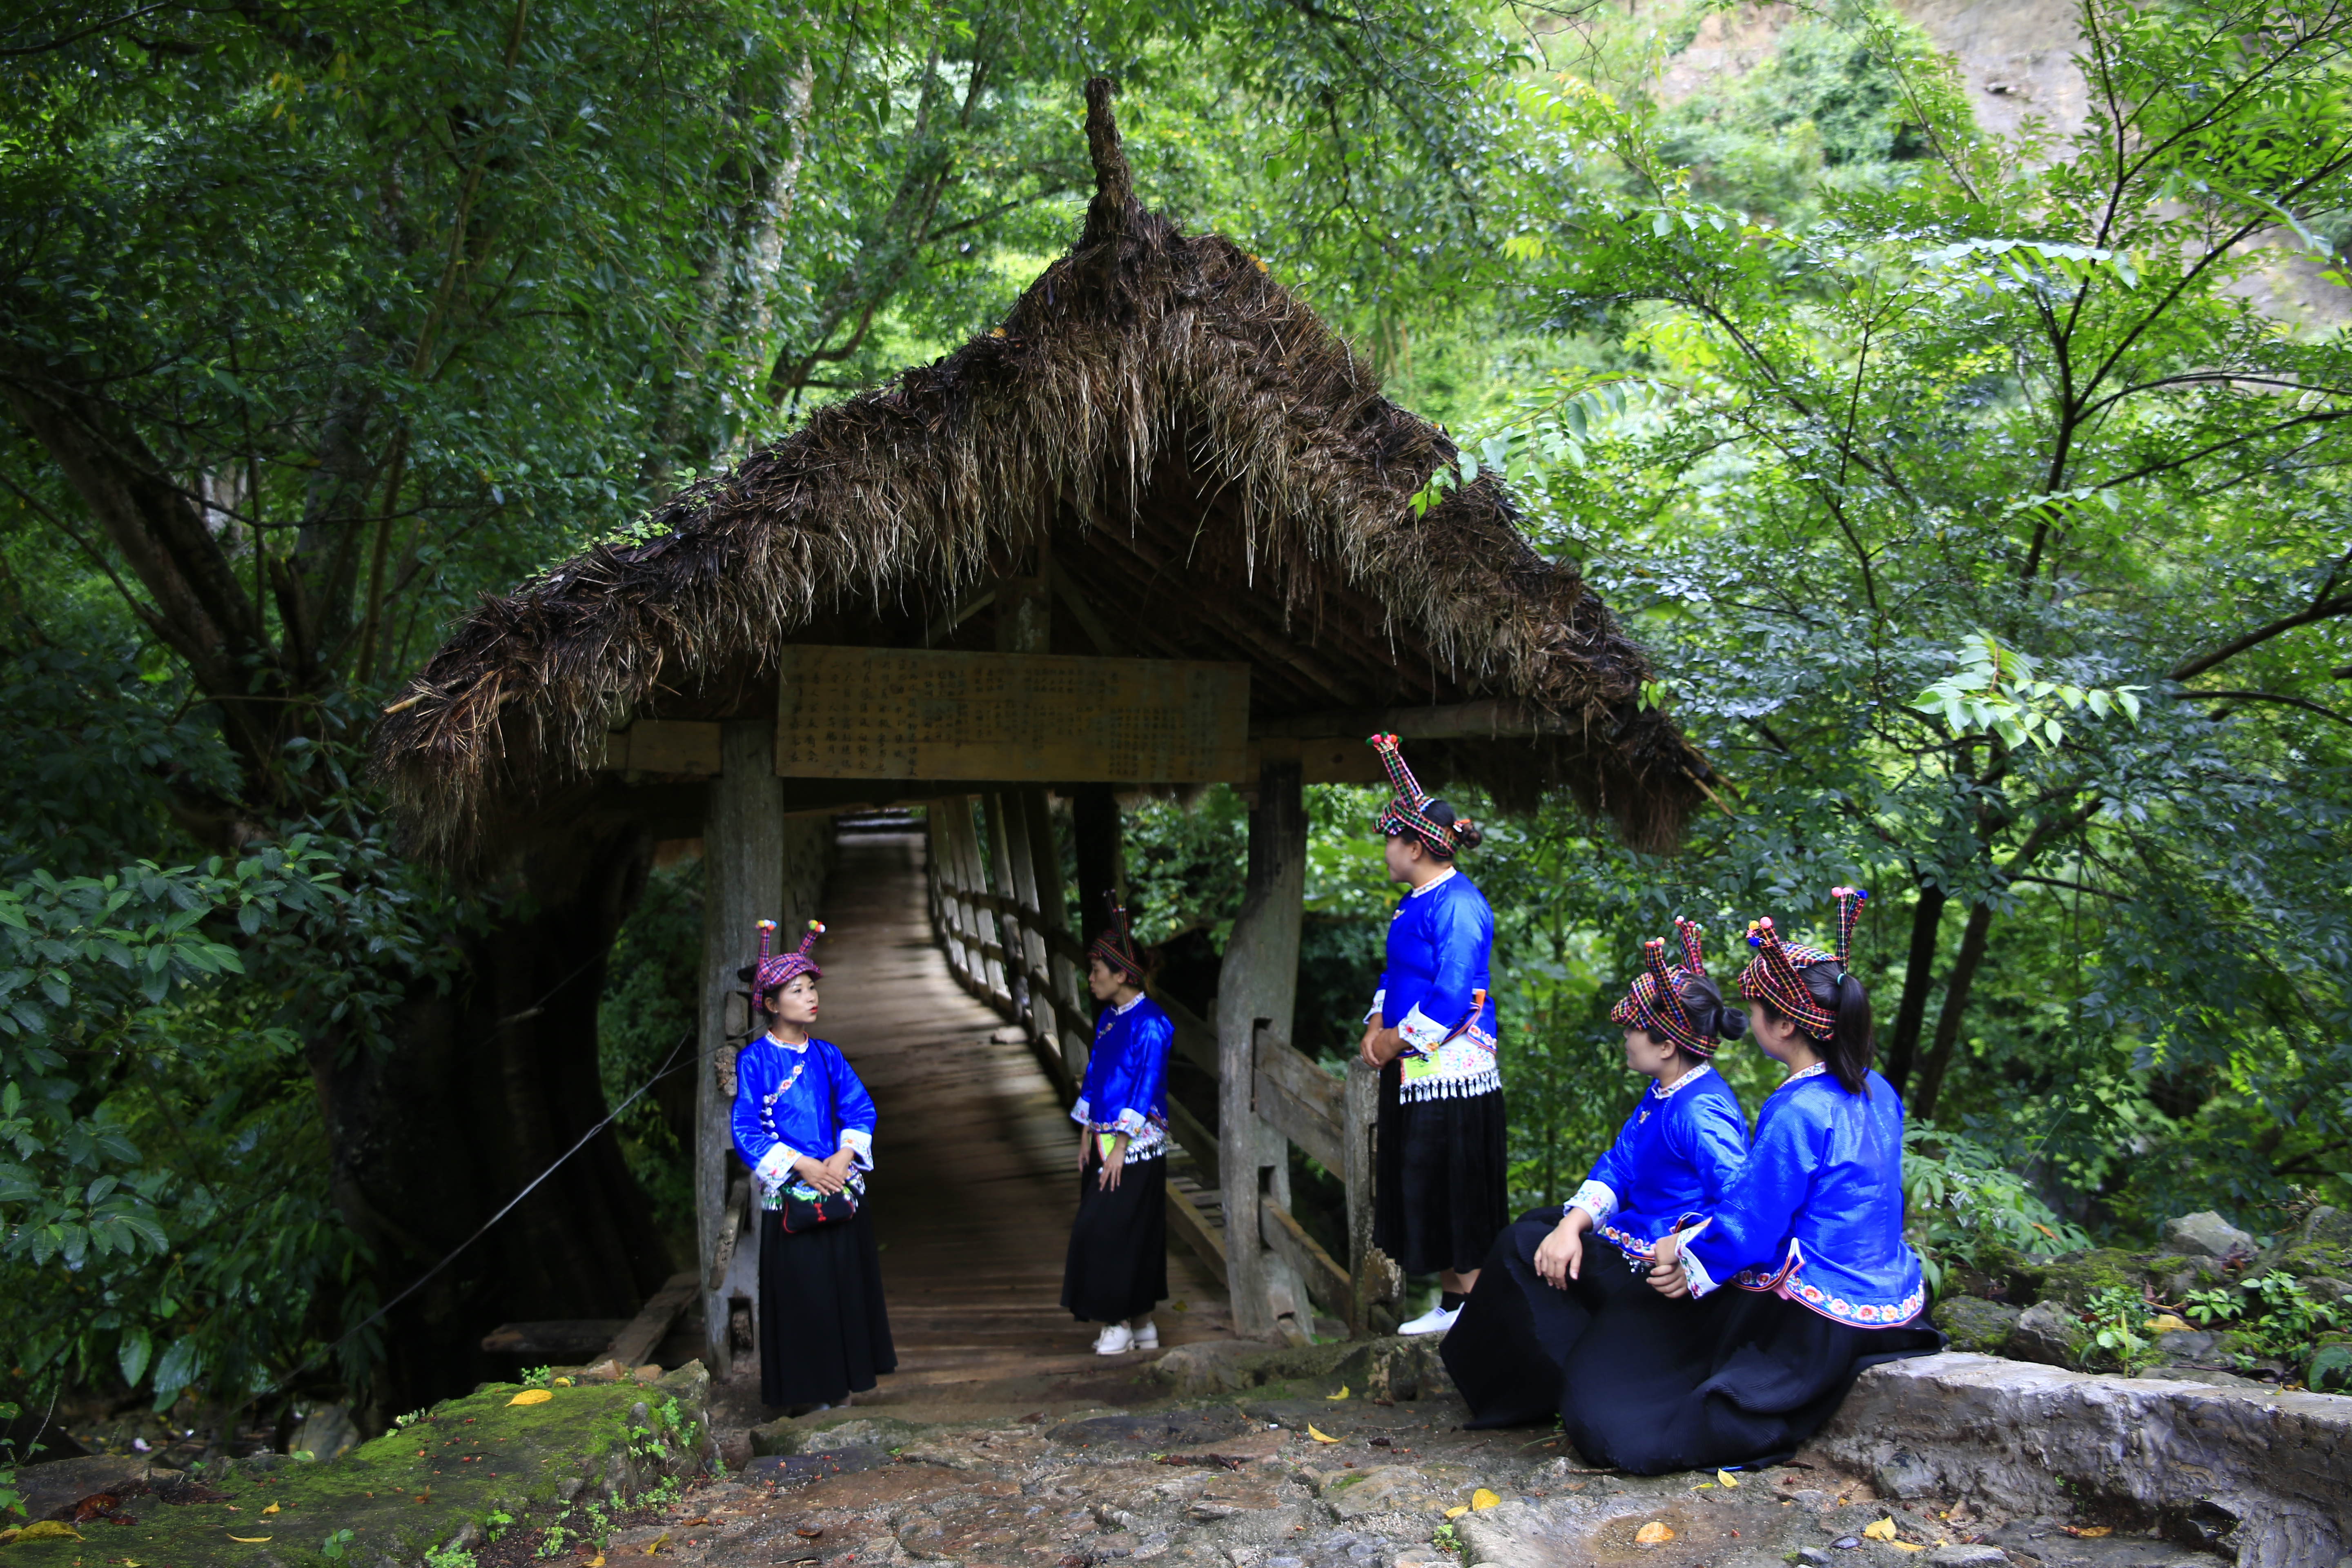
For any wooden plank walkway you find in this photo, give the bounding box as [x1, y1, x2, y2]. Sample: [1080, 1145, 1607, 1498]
[802, 825, 1232, 1408]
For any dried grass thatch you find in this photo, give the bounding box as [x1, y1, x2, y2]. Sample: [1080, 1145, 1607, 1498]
[374, 80, 1706, 869]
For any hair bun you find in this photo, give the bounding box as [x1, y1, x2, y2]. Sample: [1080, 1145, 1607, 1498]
[1717, 1007, 1748, 1039]
[1452, 818, 1485, 851]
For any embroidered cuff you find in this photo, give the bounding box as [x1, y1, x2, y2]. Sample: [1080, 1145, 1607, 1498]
[1675, 1224, 1722, 1298]
[1362, 989, 1386, 1026]
[1070, 1096, 1092, 1126]
[839, 1127, 874, 1170]
[753, 1144, 800, 1186]
[1567, 1180, 1618, 1226]
[1396, 1003, 1448, 1051]
[1112, 1108, 1148, 1138]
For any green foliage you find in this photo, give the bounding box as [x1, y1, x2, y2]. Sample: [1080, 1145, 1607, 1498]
[2184, 1270, 2350, 1369]
[597, 860, 704, 1235]
[2075, 1285, 2159, 1374]
[1902, 1129, 2091, 1294]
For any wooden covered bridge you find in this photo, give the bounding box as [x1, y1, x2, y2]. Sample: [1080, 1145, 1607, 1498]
[373, 81, 1701, 1391]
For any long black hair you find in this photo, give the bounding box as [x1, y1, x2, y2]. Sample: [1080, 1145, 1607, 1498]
[1649, 973, 1748, 1066]
[1755, 962, 1876, 1094]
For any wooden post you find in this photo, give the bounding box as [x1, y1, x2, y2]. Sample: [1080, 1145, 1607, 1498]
[1343, 1058, 1389, 1337]
[998, 791, 1055, 1050]
[1216, 759, 1304, 1337]
[947, 798, 993, 997]
[1020, 788, 1086, 1082]
[956, 797, 1011, 1007]
[982, 793, 1029, 1020]
[697, 721, 785, 1379]
[1072, 783, 1124, 935]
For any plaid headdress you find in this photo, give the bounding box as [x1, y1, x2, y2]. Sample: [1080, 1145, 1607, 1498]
[1610, 917, 1720, 1058]
[1736, 887, 1867, 1039]
[753, 918, 826, 993]
[1368, 734, 1475, 857]
[1089, 895, 1145, 982]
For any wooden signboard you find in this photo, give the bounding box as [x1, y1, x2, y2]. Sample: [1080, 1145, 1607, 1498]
[775, 646, 1250, 782]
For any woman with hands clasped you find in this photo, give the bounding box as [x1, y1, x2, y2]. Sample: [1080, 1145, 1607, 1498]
[1559, 889, 1942, 1475]
[1060, 899, 1175, 1356]
[1442, 920, 1751, 1426]
[731, 919, 896, 1415]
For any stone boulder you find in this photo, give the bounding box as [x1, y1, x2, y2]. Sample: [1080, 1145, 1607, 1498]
[1931, 1295, 2018, 1354]
[2163, 1209, 2254, 1260]
[1811, 1351, 2352, 1568]
[2003, 1299, 2077, 1366]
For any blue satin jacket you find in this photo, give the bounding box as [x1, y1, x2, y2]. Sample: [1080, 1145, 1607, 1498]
[1680, 1064, 1926, 1326]
[1569, 1064, 1750, 1261]
[1366, 869, 1499, 1101]
[1071, 993, 1173, 1161]
[731, 1034, 878, 1209]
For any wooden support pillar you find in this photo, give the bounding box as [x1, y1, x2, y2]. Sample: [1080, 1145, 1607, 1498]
[1343, 1058, 1395, 1336]
[1217, 759, 1305, 1338]
[1072, 783, 1124, 936]
[998, 792, 1054, 1044]
[697, 721, 784, 1380]
[956, 797, 1011, 1007]
[982, 793, 1029, 1020]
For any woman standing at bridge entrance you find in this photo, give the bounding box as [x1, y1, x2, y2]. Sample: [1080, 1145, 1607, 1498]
[1359, 733, 1509, 1337]
[732, 919, 896, 1414]
[1062, 899, 1175, 1355]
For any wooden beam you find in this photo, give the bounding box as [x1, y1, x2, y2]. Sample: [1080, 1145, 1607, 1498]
[599, 719, 724, 774]
[1251, 698, 1581, 742]
[1167, 1184, 1228, 1286]
[1248, 737, 1385, 785]
[479, 1320, 630, 1359]
[1261, 1197, 1351, 1320]
[601, 1270, 700, 1370]
[1166, 1089, 1220, 1173]
[1254, 1037, 1343, 1174]
[1147, 984, 1220, 1076]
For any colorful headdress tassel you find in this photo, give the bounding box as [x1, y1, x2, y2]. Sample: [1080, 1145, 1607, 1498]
[1366, 733, 1474, 856]
[1609, 919, 1717, 1057]
[1089, 895, 1145, 982]
[754, 918, 827, 993]
[1735, 887, 1866, 1040]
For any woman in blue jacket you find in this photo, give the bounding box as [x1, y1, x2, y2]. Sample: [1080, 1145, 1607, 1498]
[1561, 889, 1942, 1473]
[1444, 920, 1751, 1424]
[1061, 898, 1176, 1356]
[1357, 734, 1508, 1335]
[731, 919, 895, 1413]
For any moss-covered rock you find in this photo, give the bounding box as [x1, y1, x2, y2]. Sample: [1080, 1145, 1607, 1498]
[2, 1366, 713, 1568]
[1932, 1295, 2020, 1353]
[2027, 1248, 2148, 1308]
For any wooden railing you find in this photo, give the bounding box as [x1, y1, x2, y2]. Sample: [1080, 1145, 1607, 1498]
[1252, 1028, 1398, 1336]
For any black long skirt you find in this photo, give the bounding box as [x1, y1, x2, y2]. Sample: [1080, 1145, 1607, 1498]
[1061, 1149, 1167, 1323]
[1373, 1068, 1510, 1276]
[756, 1207, 896, 1409]
[1560, 1284, 1943, 1474]
[1443, 1208, 1655, 1428]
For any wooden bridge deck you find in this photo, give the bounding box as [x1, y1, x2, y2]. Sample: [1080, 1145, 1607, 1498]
[789, 825, 1231, 1408]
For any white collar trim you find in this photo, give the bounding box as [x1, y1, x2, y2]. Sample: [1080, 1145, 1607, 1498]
[1111, 992, 1146, 1016]
[1784, 1061, 1828, 1083]
[1407, 866, 1459, 899]
[1649, 1062, 1714, 1100]
[763, 1032, 810, 1054]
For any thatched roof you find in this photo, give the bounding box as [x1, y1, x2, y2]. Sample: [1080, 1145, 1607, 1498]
[374, 80, 1707, 869]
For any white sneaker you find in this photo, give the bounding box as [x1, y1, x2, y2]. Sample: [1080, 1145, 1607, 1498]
[1397, 1303, 1460, 1336]
[1093, 1323, 1136, 1355]
[1130, 1321, 1159, 1350]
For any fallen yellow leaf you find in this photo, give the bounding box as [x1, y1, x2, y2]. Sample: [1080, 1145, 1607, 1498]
[228, 1535, 274, 1544]
[2143, 1314, 2190, 1334]
[1443, 1506, 1468, 1520]
[642, 1533, 669, 1556]
[261, 1503, 281, 1516]
[14, 1522, 81, 1542]
[1717, 1469, 1740, 1488]
[1889, 1544, 1924, 1554]
[1325, 1385, 1350, 1401]
[1634, 1521, 1674, 1545]
[1306, 1424, 1341, 1443]
[1863, 1518, 1898, 1541]
[1470, 1489, 1501, 1511]
[509, 1388, 554, 1406]
[1169, 1300, 1188, 1311]
[588, 1557, 605, 1566]
[552, 1377, 572, 1387]
[2077, 1527, 2112, 1539]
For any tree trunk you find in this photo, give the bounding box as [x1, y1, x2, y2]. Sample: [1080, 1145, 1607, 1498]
[1881, 881, 1947, 1095]
[1911, 902, 1995, 1121]
[1217, 760, 1305, 1336]
[312, 819, 672, 1421]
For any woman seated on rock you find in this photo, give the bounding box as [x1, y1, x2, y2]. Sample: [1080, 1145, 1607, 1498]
[1443, 920, 1751, 1426]
[1559, 889, 1943, 1474]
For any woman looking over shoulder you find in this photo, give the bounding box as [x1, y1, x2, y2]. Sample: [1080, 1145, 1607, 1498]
[1061, 898, 1176, 1356]
[1357, 734, 1510, 1336]
[1560, 889, 1942, 1474]
[1443, 920, 1750, 1425]
[731, 919, 896, 1415]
